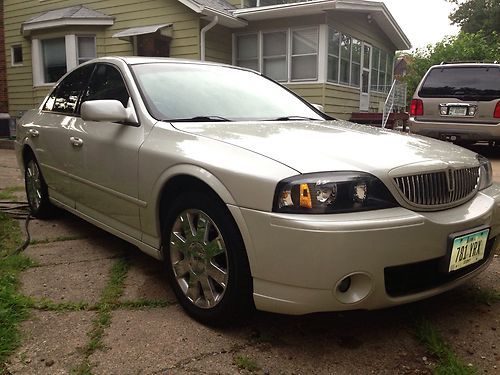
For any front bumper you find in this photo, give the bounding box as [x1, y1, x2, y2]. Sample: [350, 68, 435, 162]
[230, 184, 500, 315]
[409, 117, 500, 142]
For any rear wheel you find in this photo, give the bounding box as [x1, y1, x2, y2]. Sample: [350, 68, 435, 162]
[24, 156, 55, 218]
[163, 192, 253, 325]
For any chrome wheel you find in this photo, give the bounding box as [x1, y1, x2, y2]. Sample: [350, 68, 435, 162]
[26, 159, 42, 211]
[169, 209, 229, 309]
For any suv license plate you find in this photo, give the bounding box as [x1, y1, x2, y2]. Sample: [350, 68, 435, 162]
[448, 228, 489, 272]
[448, 106, 467, 116]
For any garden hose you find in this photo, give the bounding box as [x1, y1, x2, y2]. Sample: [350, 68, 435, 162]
[0, 200, 31, 255]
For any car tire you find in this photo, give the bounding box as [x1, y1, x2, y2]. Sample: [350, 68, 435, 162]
[162, 192, 254, 325]
[24, 155, 56, 219]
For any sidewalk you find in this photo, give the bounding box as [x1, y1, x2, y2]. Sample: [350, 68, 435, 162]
[0, 148, 498, 374]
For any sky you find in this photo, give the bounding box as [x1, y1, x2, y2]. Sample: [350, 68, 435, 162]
[382, 0, 460, 50]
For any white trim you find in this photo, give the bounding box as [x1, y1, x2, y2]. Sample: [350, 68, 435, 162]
[10, 45, 23, 67]
[32, 34, 96, 86]
[22, 18, 114, 36]
[176, 0, 247, 28]
[318, 24, 327, 83]
[233, 0, 411, 50]
[31, 39, 44, 86]
[65, 34, 77, 72]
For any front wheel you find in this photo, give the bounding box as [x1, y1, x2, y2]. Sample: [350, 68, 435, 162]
[163, 193, 253, 325]
[24, 156, 55, 218]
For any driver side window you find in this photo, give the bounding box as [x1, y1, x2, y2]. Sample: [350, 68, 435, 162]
[81, 64, 130, 108]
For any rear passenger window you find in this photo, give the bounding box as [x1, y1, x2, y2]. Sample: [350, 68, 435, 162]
[82, 64, 130, 107]
[43, 64, 95, 114]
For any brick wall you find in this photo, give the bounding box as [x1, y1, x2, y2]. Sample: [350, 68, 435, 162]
[0, 0, 8, 114]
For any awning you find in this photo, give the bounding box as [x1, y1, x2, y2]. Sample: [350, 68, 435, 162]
[112, 24, 173, 41]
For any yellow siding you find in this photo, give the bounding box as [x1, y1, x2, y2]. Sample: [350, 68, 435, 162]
[324, 83, 360, 120]
[285, 83, 325, 110]
[204, 23, 233, 64]
[4, 0, 200, 115]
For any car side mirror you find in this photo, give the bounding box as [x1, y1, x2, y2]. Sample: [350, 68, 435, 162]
[81, 100, 135, 124]
[311, 103, 324, 112]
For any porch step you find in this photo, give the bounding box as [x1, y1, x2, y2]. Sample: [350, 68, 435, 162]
[350, 112, 409, 130]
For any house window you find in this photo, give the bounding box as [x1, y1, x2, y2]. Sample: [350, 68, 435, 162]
[34, 35, 97, 85]
[263, 31, 287, 81]
[11, 45, 23, 66]
[42, 38, 67, 84]
[236, 34, 259, 71]
[137, 33, 170, 57]
[339, 34, 351, 85]
[77, 36, 96, 64]
[370, 47, 393, 92]
[291, 28, 318, 81]
[327, 30, 340, 82]
[350, 39, 361, 87]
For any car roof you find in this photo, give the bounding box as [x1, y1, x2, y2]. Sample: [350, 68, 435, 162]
[428, 62, 499, 69]
[89, 56, 251, 70]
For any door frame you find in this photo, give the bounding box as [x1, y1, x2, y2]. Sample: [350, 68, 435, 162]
[359, 42, 372, 111]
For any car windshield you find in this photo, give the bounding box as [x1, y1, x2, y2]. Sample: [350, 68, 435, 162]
[131, 63, 324, 122]
[419, 66, 500, 100]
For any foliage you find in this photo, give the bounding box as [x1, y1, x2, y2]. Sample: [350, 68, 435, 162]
[402, 31, 499, 100]
[448, 0, 500, 36]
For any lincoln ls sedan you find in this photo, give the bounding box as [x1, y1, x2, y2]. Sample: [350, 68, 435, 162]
[16, 57, 500, 325]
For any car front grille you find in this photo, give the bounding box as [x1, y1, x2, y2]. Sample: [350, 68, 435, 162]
[393, 167, 480, 208]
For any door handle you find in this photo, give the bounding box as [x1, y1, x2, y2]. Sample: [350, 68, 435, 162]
[70, 136, 84, 147]
[28, 129, 39, 138]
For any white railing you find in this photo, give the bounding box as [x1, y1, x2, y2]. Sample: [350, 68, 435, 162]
[382, 80, 407, 129]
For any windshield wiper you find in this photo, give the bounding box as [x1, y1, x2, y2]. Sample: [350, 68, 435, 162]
[268, 116, 322, 121]
[167, 115, 232, 122]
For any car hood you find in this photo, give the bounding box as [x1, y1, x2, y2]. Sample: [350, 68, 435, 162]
[171, 120, 480, 175]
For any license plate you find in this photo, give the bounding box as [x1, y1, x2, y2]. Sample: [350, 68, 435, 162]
[448, 228, 489, 272]
[448, 106, 467, 116]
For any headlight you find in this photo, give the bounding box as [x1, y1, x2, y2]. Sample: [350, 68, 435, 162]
[273, 172, 398, 214]
[478, 155, 493, 190]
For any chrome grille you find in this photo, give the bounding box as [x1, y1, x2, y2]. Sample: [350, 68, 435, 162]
[393, 167, 480, 208]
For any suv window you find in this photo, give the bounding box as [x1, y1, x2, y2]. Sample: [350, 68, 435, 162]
[419, 66, 500, 101]
[82, 64, 130, 107]
[43, 64, 95, 114]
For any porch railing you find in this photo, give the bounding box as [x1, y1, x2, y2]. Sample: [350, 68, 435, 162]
[382, 80, 407, 129]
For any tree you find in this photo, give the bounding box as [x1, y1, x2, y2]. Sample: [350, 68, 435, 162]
[447, 0, 500, 35]
[402, 31, 499, 100]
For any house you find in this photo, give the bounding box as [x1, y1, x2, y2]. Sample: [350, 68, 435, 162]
[0, 0, 10, 137]
[3, 0, 411, 121]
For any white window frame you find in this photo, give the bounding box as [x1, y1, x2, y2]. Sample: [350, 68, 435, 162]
[32, 34, 96, 87]
[290, 27, 319, 82]
[11, 45, 23, 66]
[233, 26, 321, 84]
[262, 29, 288, 82]
[76, 35, 97, 65]
[234, 32, 260, 72]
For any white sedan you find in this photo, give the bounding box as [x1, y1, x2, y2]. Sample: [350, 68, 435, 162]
[16, 57, 500, 325]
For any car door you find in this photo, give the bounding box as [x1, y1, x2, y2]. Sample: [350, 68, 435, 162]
[32, 64, 95, 208]
[68, 63, 144, 239]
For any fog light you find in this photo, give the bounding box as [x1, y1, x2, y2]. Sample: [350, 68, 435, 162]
[338, 276, 351, 293]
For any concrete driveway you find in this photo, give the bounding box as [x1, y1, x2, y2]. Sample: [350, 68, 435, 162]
[0, 146, 498, 374]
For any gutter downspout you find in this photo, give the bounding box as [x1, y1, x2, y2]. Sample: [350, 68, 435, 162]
[200, 15, 218, 61]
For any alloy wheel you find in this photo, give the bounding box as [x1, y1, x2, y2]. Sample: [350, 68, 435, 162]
[26, 159, 42, 211]
[169, 209, 229, 309]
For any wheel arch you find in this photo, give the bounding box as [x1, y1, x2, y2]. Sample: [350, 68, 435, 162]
[150, 164, 256, 275]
